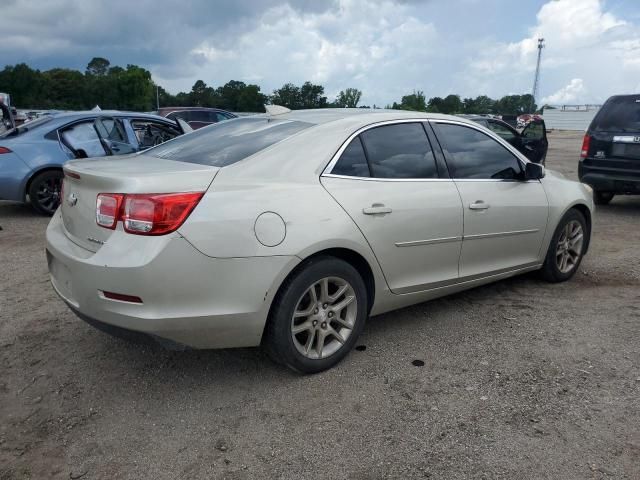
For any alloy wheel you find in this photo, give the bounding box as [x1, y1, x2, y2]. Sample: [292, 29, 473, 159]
[555, 220, 584, 274]
[35, 177, 62, 214]
[291, 276, 357, 360]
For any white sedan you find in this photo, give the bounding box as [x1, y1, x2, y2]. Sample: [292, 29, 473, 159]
[46, 108, 594, 373]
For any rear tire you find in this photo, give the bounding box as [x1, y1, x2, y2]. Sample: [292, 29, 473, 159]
[540, 209, 588, 283]
[28, 170, 63, 215]
[593, 190, 614, 205]
[263, 256, 368, 374]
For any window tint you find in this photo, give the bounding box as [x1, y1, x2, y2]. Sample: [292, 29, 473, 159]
[593, 96, 640, 132]
[216, 112, 232, 122]
[437, 123, 523, 180]
[487, 121, 516, 142]
[149, 117, 312, 167]
[60, 121, 106, 157]
[360, 123, 438, 178]
[131, 119, 181, 149]
[167, 111, 190, 122]
[332, 137, 370, 177]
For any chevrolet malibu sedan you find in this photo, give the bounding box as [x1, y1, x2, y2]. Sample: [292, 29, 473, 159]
[46, 108, 594, 373]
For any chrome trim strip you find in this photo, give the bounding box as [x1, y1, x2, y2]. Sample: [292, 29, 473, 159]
[463, 228, 540, 240]
[392, 262, 541, 295]
[395, 236, 462, 247]
[322, 173, 453, 183]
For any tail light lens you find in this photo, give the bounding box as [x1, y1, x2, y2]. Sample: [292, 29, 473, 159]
[96, 193, 124, 229]
[580, 134, 591, 158]
[0, 146, 12, 154]
[96, 192, 203, 235]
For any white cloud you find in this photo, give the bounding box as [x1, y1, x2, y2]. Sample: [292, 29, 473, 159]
[466, 0, 640, 104]
[542, 78, 586, 104]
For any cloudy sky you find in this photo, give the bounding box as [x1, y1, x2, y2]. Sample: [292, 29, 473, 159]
[2, 0, 640, 106]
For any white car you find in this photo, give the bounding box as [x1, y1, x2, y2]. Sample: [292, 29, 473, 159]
[46, 108, 594, 373]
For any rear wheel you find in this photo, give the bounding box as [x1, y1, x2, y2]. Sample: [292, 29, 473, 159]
[263, 256, 368, 374]
[593, 190, 614, 205]
[540, 209, 587, 282]
[28, 170, 63, 215]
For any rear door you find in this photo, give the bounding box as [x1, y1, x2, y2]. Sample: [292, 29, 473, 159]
[432, 120, 548, 278]
[321, 121, 463, 294]
[93, 117, 138, 155]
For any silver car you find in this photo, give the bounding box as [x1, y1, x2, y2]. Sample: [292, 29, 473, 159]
[46, 108, 594, 373]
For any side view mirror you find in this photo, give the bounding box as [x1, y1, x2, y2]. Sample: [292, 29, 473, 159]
[525, 162, 545, 180]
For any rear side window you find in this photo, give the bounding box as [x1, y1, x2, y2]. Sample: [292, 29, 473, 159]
[436, 123, 523, 180]
[332, 137, 370, 177]
[149, 117, 312, 167]
[592, 96, 640, 132]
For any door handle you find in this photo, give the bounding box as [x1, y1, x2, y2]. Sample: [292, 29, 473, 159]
[469, 201, 490, 210]
[363, 203, 392, 215]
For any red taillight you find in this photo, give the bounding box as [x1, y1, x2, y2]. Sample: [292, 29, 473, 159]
[580, 134, 591, 158]
[0, 146, 12, 154]
[96, 192, 203, 235]
[96, 193, 124, 229]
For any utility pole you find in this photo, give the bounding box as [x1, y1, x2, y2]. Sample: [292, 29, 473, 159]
[156, 85, 160, 111]
[531, 38, 544, 112]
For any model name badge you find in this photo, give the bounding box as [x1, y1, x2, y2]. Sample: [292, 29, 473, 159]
[87, 237, 105, 245]
[67, 192, 78, 206]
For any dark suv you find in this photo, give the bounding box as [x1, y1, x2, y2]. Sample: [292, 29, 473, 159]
[579, 94, 640, 204]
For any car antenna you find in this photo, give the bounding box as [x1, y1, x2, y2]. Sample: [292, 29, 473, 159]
[264, 105, 291, 118]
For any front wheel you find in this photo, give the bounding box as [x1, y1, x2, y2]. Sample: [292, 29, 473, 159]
[263, 256, 368, 374]
[28, 170, 63, 215]
[540, 209, 588, 282]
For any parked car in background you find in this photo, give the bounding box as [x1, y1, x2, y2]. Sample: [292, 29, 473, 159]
[0, 111, 191, 215]
[579, 94, 640, 204]
[463, 115, 548, 164]
[47, 108, 593, 373]
[156, 107, 237, 130]
[0, 101, 15, 133]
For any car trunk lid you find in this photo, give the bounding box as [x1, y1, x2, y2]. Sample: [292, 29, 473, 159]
[61, 154, 219, 252]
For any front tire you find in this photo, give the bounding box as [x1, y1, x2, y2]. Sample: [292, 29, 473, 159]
[593, 190, 614, 205]
[540, 209, 588, 282]
[28, 170, 63, 215]
[263, 256, 368, 374]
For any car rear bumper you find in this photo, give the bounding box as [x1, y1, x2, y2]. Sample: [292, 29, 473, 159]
[46, 210, 299, 349]
[578, 160, 640, 193]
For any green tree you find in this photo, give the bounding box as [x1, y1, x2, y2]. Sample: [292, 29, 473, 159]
[271, 83, 301, 109]
[86, 57, 110, 76]
[440, 94, 462, 114]
[299, 81, 327, 108]
[335, 88, 362, 108]
[392, 90, 427, 111]
[463, 95, 495, 114]
[426, 96, 444, 112]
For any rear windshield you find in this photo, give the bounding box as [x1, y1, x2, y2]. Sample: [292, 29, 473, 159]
[593, 96, 640, 132]
[0, 115, 53, 138]
[148, 117, 313, 166]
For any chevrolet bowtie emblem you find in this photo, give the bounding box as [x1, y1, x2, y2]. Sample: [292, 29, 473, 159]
[67, 192, 78, 207]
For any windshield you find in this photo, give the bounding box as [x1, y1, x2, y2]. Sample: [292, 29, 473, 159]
[0, 115, 54, 138]
[593, 96, 640, 132]
[148, 117, 313, 167]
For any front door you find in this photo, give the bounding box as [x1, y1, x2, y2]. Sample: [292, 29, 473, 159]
[321, 122, 464, 294]
[432, 121, 548, 278]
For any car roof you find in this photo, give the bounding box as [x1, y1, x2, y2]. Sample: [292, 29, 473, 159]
[49, 110, 170, 121]
[157, 107, 234, 113]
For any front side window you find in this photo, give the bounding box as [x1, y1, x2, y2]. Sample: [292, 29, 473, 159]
[436, 123, 523, 180]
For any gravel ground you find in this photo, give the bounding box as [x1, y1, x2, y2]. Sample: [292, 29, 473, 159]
[1, 131, 639, 479]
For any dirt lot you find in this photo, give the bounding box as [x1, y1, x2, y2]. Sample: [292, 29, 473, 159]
[1, 131, 639, 479]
